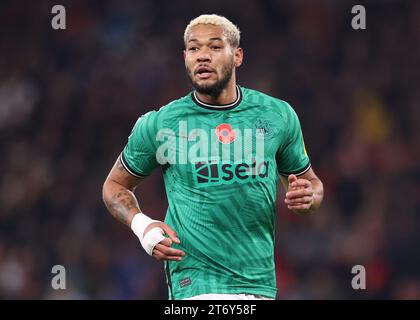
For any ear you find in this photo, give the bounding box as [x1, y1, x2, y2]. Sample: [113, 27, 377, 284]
[183, 49, 186, 60]
[233, 47, 243, 68]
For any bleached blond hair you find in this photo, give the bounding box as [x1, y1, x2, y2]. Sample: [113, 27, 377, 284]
[184, 14, 241, 48]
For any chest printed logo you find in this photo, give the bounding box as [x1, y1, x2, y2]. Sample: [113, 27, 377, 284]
[193, 157, 269, 186]
[254, 119, 275, 138]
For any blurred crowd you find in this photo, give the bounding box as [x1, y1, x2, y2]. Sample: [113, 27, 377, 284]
[0, 0, 419, 299]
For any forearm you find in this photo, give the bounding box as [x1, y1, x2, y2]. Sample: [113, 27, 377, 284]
[102, 180, 141, 227]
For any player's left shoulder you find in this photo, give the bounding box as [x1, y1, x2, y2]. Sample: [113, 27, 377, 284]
[241, 86, 296, 118]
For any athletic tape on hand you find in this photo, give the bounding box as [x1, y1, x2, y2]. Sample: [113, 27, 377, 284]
[131, 213, 165, 256]
[141, 227, 166, 256]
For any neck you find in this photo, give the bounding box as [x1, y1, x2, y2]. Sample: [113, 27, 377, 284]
[195, 77, 237, 106]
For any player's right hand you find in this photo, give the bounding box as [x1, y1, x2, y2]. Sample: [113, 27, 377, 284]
[144, 222, 186, 262]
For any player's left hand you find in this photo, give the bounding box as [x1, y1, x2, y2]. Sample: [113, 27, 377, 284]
[284, 174, 314, 214]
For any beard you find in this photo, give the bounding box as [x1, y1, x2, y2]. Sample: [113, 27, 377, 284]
[187, 60, 234, 98]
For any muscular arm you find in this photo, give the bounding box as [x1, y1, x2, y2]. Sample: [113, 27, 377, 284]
[102, 156, 184, 261]
[102, 156, 145, 227]
[280, 167, 324, 214]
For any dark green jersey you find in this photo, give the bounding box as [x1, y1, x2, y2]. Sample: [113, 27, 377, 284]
[121, 86, 310, 299]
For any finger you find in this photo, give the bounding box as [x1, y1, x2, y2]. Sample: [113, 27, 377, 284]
[290, 179, 311, 189]
[160, 224, 181, 244]
[294, 185, 306, 190]
[155, 243, 185, 257]
[153, 248, 183, 261]
[160, 237, 173, 247]
[152, 250, 183, 262]
[152, 250, 166, 261]
[288, 174, 298, 185]
[286, 189, 313, 199]
[287, 203, 311, 210]
[285, 196, 313, 205]
[285, 200, 308, 206]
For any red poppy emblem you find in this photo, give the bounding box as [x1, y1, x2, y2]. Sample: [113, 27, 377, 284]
[215, 123, 236, 144]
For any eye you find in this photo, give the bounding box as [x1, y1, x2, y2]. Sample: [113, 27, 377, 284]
[211, 46, 221, 50]
[188, 47, 198, 52]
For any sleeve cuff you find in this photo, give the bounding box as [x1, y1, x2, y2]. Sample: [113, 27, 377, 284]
[120, 153, 147, 178]
[278, 162, 311, 177]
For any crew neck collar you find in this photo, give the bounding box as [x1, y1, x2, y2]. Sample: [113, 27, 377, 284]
[191, 85, 242, 110]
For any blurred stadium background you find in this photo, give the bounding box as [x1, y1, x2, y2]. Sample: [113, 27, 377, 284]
[0, 0, 419, 299]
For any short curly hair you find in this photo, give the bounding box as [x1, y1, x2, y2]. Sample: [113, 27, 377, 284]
[184, 14, 241, 48]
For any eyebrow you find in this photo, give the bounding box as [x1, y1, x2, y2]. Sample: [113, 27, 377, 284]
[188, 37, 224, 43]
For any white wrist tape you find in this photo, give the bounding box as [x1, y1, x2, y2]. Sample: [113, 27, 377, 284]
[131, 213, 165, 256]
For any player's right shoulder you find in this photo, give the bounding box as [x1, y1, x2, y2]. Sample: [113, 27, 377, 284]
[135, 94, 191, 127]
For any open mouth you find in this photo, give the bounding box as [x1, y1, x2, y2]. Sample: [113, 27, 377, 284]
[195, 66, 215, 79]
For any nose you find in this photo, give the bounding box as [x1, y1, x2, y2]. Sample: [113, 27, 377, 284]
[197, 47, 211, 63]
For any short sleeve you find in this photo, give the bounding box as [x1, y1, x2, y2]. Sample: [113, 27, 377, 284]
[276, 104, 311, 176]
[120, 111, 159, 177]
